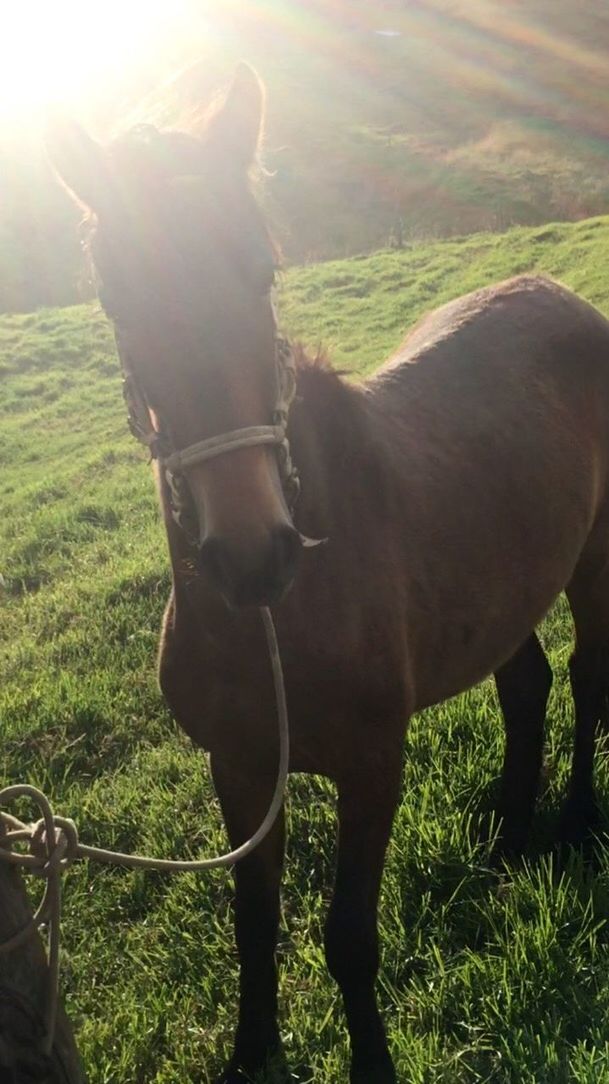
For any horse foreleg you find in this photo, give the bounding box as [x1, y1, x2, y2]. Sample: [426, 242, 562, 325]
[210, 754, 287, 1084]
[324, 755, 402, 1084]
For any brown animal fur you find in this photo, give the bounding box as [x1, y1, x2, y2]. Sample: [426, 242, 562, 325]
[48, 68, 609, 1084]
[157, 273, 609, 1081]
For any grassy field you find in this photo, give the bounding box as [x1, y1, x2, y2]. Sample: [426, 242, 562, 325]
[3, 218, 609, 1082]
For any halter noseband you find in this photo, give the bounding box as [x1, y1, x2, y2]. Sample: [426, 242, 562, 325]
[119, 332, 300, 541]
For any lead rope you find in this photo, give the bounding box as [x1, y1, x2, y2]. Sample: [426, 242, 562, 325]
[0, 607, 288, 1058]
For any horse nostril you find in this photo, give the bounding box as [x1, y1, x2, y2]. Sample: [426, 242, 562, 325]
[198, 527, 302, 606]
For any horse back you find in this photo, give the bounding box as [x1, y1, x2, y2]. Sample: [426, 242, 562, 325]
[365, 276, 609, 707]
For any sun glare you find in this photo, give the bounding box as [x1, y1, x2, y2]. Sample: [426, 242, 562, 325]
[0, 0, 193, 130]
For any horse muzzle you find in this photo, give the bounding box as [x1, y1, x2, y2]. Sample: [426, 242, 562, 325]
[197, 525, 302, 607]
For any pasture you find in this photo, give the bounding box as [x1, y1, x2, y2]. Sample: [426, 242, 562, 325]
[3, 217, 609, 1082]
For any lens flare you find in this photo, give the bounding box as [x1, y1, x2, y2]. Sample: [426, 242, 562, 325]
[0, 0, 193, 128]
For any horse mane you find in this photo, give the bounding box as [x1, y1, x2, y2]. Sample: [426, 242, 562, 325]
[291, 342, 332, 371]
[291, 342, 351, 389]
[288, 342, 370, 464]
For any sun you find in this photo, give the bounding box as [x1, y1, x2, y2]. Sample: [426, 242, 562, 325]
[0, 0, 193, 129]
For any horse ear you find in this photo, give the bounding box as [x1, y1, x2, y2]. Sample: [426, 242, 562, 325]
[205, 63, 265, 172]
[46, 118, 113, 213]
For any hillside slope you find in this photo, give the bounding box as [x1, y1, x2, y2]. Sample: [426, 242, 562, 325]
[281, 214, 609, 374]
[2, 223, 609, 1081]
[5, 0, 609, 310]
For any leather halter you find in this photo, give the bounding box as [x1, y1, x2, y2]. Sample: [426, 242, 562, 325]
[118, 331, 300, 541]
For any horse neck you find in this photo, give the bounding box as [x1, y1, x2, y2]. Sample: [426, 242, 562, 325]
[288, 354, 380, 543]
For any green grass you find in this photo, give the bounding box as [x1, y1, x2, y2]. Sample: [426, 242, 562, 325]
[4, 217, 609, 1081]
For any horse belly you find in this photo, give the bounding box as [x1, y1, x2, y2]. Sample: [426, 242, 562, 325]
[409, 484, 595, 711]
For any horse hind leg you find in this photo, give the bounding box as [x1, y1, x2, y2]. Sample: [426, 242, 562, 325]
[561, 552, 609, 846]
[493, 632, 552, 857]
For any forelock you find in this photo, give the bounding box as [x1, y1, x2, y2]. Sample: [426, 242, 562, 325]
[108, 125, 206, 186]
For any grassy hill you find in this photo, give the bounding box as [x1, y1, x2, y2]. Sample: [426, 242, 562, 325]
[3, 219, 609, 1081]
[6, 0, 609, 311]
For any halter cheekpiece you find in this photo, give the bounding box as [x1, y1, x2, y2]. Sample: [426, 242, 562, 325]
[119, 332, 300, 541]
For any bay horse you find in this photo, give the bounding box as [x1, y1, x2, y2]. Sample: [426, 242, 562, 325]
[48, 65, 609, 1083]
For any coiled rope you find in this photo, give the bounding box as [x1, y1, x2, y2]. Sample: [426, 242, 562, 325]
[0, 607, 289, 1058]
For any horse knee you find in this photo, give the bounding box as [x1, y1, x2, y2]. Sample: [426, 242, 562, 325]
[233, 869, 280, 957]
[324, 899, 379, 990]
